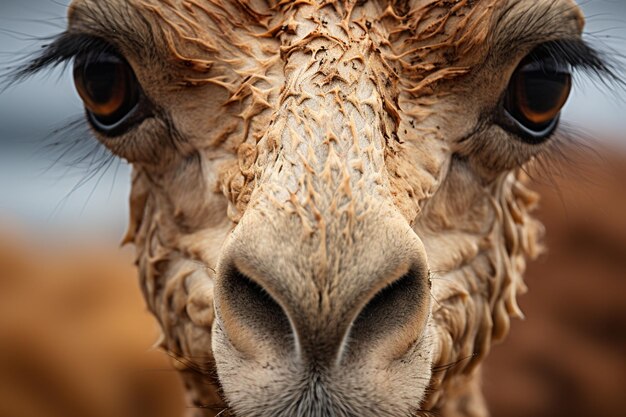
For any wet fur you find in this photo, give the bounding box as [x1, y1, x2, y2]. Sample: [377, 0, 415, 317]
[6, 1, 602, 416]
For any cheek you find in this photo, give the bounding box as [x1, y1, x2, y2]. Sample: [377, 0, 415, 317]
[413, 160, 496, 272]
[186, 271, 216, 328]
[147, 155, 232, 234]
[160, 81, 245, 150]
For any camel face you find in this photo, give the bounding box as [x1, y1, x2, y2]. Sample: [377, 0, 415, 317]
[58, 0, 586, 415]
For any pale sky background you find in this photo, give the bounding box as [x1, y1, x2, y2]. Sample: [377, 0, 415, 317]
[0, 0, 625, 241]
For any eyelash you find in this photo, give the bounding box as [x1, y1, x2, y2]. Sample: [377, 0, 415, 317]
[529, 38, 615, 79]
[6, 33, 113, 86]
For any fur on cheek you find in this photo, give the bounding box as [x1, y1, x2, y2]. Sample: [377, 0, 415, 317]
[422, 171, 543, 411]
[125, 168, 227, 413]
[126, 167, 544, 416]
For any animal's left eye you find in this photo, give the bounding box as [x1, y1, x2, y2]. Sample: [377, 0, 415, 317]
[501, 47, 572, 143]
[73, 51, 143, 136]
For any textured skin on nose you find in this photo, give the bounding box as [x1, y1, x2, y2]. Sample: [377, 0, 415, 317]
[217, 3, 429, 364]
[254, 20, 393, 227]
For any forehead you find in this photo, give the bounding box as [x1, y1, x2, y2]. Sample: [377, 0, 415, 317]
[66, 0, 584, 55]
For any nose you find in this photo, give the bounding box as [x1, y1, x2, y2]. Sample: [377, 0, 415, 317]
[213, 209, 431, 367]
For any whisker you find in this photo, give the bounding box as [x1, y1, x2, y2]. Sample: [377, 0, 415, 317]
[432, 354, 476, 374]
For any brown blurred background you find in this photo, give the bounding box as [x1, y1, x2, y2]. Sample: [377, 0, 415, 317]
[1, 1, 625, 417]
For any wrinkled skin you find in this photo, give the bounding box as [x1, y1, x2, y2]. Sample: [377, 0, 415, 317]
[64, 0, 583, 416]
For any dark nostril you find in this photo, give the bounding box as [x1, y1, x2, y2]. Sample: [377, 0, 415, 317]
[346, 266, 428, 354]
[220, 264, 294, 348]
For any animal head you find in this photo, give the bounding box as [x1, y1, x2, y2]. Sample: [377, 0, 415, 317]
[12, 0, 612, 415]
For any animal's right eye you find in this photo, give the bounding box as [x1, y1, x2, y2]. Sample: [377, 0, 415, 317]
[499, 45, 572, 144]
[73, 51, 144, 136]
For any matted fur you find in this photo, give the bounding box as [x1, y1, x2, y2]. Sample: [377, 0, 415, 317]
[53, 0, 586, 416]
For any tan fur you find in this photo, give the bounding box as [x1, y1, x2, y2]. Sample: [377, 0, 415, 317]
[66, 0, 584, 415]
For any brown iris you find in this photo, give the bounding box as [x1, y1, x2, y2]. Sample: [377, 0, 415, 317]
[505, 54, 572, 133]
[74, 52, 139, 128]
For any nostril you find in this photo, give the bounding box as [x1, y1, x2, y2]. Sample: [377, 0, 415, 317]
[219, 264, 294, 349]
[345, 266, 429, 356]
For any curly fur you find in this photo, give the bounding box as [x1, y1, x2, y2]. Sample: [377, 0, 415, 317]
[52, 0, 587, 416]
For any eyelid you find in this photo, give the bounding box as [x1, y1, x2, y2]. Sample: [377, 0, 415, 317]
[520, 60, 569, 73]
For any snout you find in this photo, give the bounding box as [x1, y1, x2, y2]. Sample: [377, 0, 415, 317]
[212, 205, 434, 417]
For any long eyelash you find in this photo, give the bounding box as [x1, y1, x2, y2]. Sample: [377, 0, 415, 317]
[539, 38, 622, 82]
[2, 32, 112, 91]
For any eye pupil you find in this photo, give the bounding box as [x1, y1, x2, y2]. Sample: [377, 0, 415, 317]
[83, 62, 123, 104]
[74, 52, 140, 130]
[503, 49, 572, 142]
[514, 68, 571, 126]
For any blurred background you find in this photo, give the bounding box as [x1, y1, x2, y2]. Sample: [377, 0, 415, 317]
[0, 1, 625, 417]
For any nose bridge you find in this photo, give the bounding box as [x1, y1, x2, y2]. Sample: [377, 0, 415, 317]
[215, 13, 428, 363]
[256, 30, 396, 318]
[255, 14, 397, 212]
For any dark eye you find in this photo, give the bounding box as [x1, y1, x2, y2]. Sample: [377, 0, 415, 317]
[501, 47, 572, 143]
[73, 51, 143, 135]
